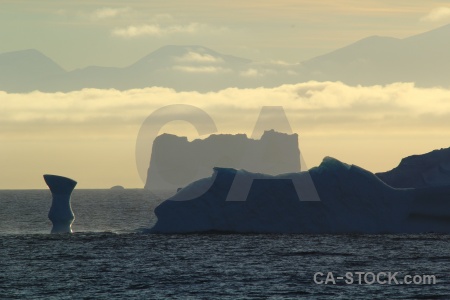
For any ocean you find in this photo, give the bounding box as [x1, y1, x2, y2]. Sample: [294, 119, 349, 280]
[1, 190, 449, 299]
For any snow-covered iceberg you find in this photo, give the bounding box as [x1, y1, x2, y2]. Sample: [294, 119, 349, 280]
[150, 157, 450, 234]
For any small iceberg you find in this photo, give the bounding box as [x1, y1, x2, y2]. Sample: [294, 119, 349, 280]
[43, 174, 77, 234]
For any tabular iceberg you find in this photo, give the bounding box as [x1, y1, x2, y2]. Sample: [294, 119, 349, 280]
[43, 174, 77, 234]
[145, 130, 301, 190]
[150, 157, 450, 234]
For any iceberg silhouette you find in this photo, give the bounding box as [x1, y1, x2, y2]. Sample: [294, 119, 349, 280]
[43, 174, 77, 234]
[377, 147, 450, 188]
[145, 130, 301, 190]
[150, 157, 450, 234]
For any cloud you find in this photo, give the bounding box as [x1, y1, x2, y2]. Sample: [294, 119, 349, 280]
[240, 68, 277, 77]
[92, 7, 131, 19]
[240, 61, 300, 77]
[111, 22, 220, 38]
[420, 7, 450, 22]
[3, 82, 450, 139]
[4, 82, 450, 188]
[174, 51, 224, 64]
[172, 66, 231, 73]
[240, 68, 260, 77]
[112, 24, 163, 37]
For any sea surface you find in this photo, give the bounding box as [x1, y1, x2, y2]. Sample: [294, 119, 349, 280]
[0, 190, 449, 299]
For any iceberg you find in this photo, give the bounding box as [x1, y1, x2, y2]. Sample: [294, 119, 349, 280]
[376, 147, 450, 188]
[145, 130, 301, 190]
[43, 174, 77, 233]
[150, 157, 450, 234]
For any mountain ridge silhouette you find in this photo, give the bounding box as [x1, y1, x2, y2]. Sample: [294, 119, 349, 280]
[1, 24, 450, 92]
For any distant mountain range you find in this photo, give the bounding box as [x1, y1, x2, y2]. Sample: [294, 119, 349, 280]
[1, 24, 450, 93]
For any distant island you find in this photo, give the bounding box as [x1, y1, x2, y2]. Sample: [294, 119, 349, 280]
[110, 185, 125, 190]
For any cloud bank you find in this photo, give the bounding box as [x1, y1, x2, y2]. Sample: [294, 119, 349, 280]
[3, 81, 450, 188]
[3, 81, 450, 139]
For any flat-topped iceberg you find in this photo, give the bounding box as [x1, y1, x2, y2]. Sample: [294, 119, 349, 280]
[150, 157, 450, 234]
[145, 130, 301, 190]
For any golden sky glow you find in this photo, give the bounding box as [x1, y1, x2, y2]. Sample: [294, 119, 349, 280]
[2, 82, 450, 188]
[2, 1, 450, 188]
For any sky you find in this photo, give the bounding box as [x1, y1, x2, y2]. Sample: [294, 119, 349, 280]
[2, 1, 450, 189]
[2, 0, 450, 70]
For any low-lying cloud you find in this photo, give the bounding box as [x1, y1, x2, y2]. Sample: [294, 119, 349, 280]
[421, 7, 450, 22]
[2, 81, 450, 139]
[172, 66, 231, 73]
[3, 81, 450, 188]
[174, 51, 224, 64]
[112, 22, 224, 38]
[92, 7, 131, 19]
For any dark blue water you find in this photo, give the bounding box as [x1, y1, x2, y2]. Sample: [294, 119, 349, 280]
[1, 190, 449, 299]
